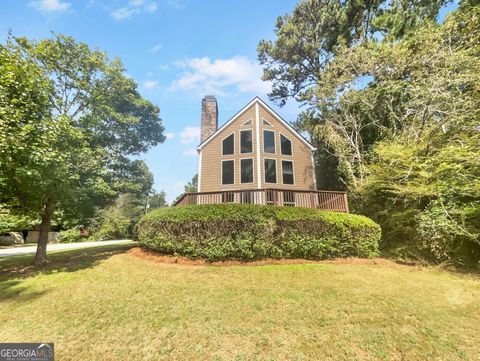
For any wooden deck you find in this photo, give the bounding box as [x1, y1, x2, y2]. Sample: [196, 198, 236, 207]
[173, 188, 349, 212]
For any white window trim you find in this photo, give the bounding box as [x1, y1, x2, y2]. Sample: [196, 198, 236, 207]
[255, 103, 262, 195]
[311, 152, 317, 190]
[221, 159, 235, 186]
[198, 149, 202, 192]
[221, 132, 235, 156]
[263, 129, 276, 154]
[262, 118, 272, 126]
[239, 129, 254, 154]
[263, 158, 278, 184]
[198, 98, 316, 151]
[281, 159, 295, 186]
[240, 157, 254, 184]
[242, 118, 253, 126]
[279, 132, 293, 156]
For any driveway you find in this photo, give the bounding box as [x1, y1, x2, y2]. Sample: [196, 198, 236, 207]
[0, 240, 133, 258]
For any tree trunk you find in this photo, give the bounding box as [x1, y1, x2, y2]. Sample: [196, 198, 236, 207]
[34, 199, 54, 265]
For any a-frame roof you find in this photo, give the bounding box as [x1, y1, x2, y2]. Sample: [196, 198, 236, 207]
[197, 97, 316, 151]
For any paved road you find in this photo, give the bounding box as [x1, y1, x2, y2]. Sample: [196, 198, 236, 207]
[0, 240, 133, 258]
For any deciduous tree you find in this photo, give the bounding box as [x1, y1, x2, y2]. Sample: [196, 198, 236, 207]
[0, 34, 165, 264]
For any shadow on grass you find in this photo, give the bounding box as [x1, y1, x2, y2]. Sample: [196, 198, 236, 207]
[0, 279, 50, 301]
[0, 243, 134, 283]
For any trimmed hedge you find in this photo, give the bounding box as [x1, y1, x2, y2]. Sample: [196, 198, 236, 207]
[135, 204, 381, 261]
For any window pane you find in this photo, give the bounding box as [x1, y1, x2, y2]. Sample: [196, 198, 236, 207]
[263, 130, 275, 153]
[243, 119, 252, 126]
[222, 160, 234, 184]
[262, 119, 272, 126]
[282, 161, 294, 184]
[222, 134, 234, 155]
[264, 159, 276, 183]
[241, 159, 253, 183]
[280, 134, 292, 155]
[240, 130, 253, 153]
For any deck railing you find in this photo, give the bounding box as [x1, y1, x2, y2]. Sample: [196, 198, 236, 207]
[173, 188, 349, 213]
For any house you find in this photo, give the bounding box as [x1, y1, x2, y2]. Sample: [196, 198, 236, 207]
[175, 96, 348, 212]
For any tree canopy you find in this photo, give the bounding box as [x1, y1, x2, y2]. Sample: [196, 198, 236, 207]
[259, 0, 480, 264]
[0, 34, 165, 263]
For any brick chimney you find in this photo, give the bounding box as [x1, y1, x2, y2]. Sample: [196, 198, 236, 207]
[200, 95, 218, 143]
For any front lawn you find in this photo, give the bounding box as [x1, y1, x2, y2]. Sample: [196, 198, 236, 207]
[1, 245, 479, 360]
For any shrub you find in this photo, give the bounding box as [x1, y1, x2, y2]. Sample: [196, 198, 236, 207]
[58, 227, 88, 243]
[135, 204, 381, 261]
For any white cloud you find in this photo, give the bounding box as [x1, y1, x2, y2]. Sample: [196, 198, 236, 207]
[29, 0, 71, 13]
[111, 0, 157, 20]
[150, 44, 163, 53]
[165, 132, 175, 140]
[157, 64, 169, 70]
[167, 0, 184, 9]
[143, 80, 159, 89]
[171, 56, 270, 96]
[179, 126, 200, 144]
[182, 148, 198, 157]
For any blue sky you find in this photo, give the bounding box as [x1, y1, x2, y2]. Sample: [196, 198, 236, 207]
[1, 0, 303, 202]
[1, 0, 457, 202]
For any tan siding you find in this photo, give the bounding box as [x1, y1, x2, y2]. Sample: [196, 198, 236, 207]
[199, 104, 257, 192]
[258, 103, 315, 191]
[199, 101, 315, 192]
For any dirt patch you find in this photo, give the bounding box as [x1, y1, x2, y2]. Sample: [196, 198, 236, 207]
[128, 247, 407, 268]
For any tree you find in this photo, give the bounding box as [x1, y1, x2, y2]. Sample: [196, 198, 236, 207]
[258, 0, 448, 190]
[184, 174, 198, 193]
[356, 2, 480, 263]
[0, 34, 165, 264]
[148, 190, 168, 211]
[259, 0, 480, 263]
[173, 174, 198, 204]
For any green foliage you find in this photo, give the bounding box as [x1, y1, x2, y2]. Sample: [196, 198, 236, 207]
[90, 193, 146, 240]
[260, 1, 480, 265]
[58, 227, 88, 243]
[354, 4, 480, 264]
[258, 0, 446, 106]
[135, 204, 380, 262]
[173, 173, 198, 204]
[0, 207, 37, 234]
[147, 190, 168, 210]
[184, 174, 198, 193]
[0, 33, 164, 262]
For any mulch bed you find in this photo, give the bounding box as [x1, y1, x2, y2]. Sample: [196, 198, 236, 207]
[128, 246, 406, 268]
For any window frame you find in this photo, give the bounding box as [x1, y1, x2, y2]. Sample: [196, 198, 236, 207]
[281, 159, 295, 185]
[221, 132, 235, 156]
[280, 133, 293, 156]
[239, 129, 253, 154]
[262, 118, 272, 126]
[263, 130, 276, 154]
[242, 118, 253, 126]
[240, 158, 254, 184]
[264, 158, 277, 184]
[221, 159, 235, 185]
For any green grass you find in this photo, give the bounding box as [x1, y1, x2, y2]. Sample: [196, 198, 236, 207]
[1, 245, 479, 360]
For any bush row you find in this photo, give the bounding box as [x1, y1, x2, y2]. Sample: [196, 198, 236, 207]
[135, 204, 381, 262]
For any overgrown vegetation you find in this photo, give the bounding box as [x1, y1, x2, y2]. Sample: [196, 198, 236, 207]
[136, 204, 380, 261]
[258, 0, 480, 265]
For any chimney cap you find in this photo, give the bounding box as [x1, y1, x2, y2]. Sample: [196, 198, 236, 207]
[203, 95, 216, 101]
